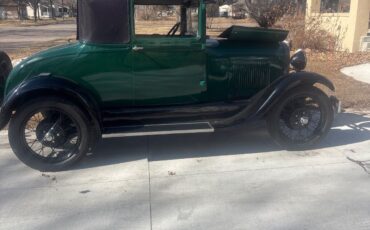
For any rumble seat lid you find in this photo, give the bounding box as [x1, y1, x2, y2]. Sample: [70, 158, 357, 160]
[219, 26, 289, 43]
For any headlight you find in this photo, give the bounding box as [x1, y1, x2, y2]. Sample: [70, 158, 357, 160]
[290, 49, 307, 71]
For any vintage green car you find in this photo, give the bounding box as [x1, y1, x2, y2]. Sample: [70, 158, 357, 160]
[0, 0, 340, 171]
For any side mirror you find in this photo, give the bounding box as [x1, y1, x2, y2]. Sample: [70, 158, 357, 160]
[290, 49, 307, 71]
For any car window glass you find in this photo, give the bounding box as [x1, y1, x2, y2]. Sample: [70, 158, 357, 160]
[134, 4, 199, 37]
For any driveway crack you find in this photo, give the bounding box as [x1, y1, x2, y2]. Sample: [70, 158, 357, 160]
[346, 157, 370, 174]
[147, 136, 153, 230]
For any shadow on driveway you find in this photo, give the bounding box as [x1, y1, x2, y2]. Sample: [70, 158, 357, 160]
[73, 112, 370, 170]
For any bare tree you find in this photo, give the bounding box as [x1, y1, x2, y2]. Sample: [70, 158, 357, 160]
[206, 0, 237, 29]
[13, 0, 27, 20]
[245, 0, 294, 28]
[48, 0, 55, 19]
[27, 0, 40, 22]
[64, 0, 77, 17]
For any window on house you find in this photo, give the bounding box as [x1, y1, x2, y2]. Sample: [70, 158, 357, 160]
[320, 0, 351, 13]
[134, 1, 199, 37]
[41, 7, 48, 16]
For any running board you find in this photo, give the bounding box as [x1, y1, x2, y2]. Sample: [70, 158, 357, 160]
[102, 122, 214, 138]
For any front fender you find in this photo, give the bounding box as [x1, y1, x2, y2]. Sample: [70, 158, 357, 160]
[213, 71, 335, 127]
[256, 71, 335, 116]
[0, 74, 101, 131]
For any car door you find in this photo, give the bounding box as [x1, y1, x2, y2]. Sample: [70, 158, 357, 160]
[131, 3, 207, 106]
[132, 37, 206, 106]
[77, 45, 134, 108]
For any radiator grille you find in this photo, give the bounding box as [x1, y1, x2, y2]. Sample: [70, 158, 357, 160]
[228, 59, 271, 97]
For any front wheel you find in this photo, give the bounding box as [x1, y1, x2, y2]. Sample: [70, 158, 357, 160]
[9, 98, 93, 171]
[267, 86, 334, 150]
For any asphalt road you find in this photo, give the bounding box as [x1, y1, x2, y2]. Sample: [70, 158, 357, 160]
[0, 112, 370, 230]
[0, 22, 76, 52]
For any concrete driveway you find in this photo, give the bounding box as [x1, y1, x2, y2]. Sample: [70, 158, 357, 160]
[341, 63, 370, 84]
[0, 112, 370, 230]
[0, 22, 76, 52]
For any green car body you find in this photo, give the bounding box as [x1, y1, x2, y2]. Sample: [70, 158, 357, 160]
[5, 36, 289, 108]
[0, 0, 336, 129]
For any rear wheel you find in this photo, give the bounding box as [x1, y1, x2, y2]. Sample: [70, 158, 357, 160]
[0, 51, 12, 103]
[267, 86, 333, 150]
[0, 51, 12, 84]
[9, 98, 92, 171]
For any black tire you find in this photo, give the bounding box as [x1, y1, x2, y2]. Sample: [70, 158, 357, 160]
[0, 51, 12, 85]
[8, 98, 93, 171]
[267, 86, 334, 150]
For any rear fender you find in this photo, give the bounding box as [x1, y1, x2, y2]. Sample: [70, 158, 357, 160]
[0, 51, 13, 104]
[0, 74, 102, 136]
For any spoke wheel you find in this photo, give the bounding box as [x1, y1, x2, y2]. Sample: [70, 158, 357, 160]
[267, 86, 333, 150]
[9, 98, 93, 171]
[278, 96, 323, 143]
[22, 109, 81, 164]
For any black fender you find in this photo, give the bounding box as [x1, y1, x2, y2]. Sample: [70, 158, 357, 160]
[0, 75, 102, 143]
[0, 51, 13, 104]
[213, 71, 335, 127]
[254, 71, 335, 116]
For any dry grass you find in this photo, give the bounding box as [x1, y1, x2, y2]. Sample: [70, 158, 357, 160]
[306, 51, 370, 111]
[135, 17, 256, 37]
[207, 17, 257, 37]
[6, 38, 73, 60]
[0, 18, 75, 28]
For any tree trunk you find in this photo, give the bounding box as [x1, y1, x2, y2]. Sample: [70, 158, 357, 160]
[33, 6, 37, 22]
[17, 3, 22, 20]
[37, 5, 40, 20]
[62, 0, 64, 20]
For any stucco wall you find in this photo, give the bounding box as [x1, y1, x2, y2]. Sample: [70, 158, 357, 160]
[306, 0, 369, 52]
[308, 13, 350, 50]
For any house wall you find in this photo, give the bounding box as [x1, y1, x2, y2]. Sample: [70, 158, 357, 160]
[306, 0, 370, 52]
[0, 7, 4, 19]
[26, 5, 70, 19]
[26, 6, 36, 19]
[26, 6, 50, 19]
[0, 6, 19, 19]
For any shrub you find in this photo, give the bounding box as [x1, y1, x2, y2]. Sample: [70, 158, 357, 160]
[278, 14, 347, 51]
[244, 0, 295, 28]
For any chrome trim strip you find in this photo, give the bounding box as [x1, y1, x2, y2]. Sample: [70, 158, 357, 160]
[102, 122, 215, 138]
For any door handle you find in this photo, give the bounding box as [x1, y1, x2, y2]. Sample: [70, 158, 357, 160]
[132, 46, 144, 51]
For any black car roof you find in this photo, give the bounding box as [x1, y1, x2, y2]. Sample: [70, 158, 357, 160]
[77, 0, 130, 44]
[77, 0, 203, 44]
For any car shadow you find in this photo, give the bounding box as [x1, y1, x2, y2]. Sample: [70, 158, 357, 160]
[73, 112, 370, 170]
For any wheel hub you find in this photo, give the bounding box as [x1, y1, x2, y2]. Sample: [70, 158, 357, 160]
[300, 116, 309, 126]
[36, 120, 66, 148]
[289, 109, 311, 129]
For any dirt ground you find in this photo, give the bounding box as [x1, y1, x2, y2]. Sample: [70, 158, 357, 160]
[306, 52, 370, 111]
[4, 18, 370, 111]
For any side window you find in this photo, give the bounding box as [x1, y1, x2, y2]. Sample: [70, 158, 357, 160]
[134, 4, 199, 37]
[320, 0, 351, 13]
